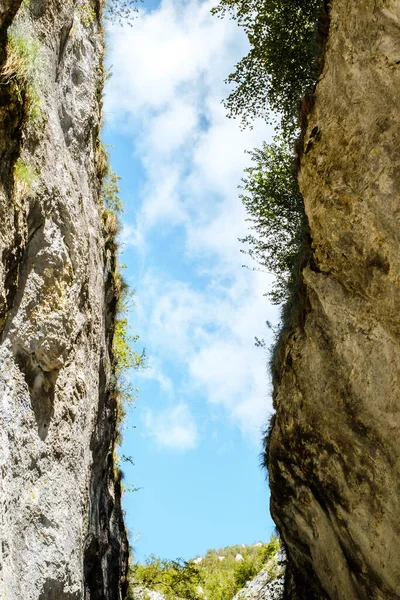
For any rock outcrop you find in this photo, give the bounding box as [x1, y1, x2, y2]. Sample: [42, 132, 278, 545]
[232, 550, 285, 600]
[267, 1, 400, 599]
[0, 0, 128, 598]
[129, 588, 165, 600]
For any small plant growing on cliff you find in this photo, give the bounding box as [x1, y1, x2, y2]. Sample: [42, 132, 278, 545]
[114, 285, 147, 377]
[99, 148, 147, 436]
[13, 157, 39, 198]
[1, 24, 44, 120]
[112, 272, 146, 438]
[100, 149, 124, 246]
[78, 3, 96, 26]
[102, 161, 124, 213]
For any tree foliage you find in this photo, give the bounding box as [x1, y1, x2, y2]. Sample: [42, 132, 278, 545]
[129, 557, 202, 600]
[211, 0, 325, 136]
[239, 138, 305, 304]
[211, 0, 329, 304]
[104, 0, 142, 26]
[233, 560, 257, 589]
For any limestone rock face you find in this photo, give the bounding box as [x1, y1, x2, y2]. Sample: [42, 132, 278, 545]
[268, 1, 400, 599]
[0, 0, 128, 598]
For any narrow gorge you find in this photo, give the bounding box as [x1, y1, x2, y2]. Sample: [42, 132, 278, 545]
[0, 0, 399, 599]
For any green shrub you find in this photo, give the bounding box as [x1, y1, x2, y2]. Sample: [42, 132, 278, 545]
[112, 281, 146, 441]
[101, 161, 124, 213]
[260, 535, 280, 562]
[233, 561, 257, 589]
[113, 310, 146, 376]
[78, 3, 96, 26]
[130, 556, 202, 600]
[98, 149, 146, 381]
[239, 138, 306, 304]
[98, 147, 146, 476]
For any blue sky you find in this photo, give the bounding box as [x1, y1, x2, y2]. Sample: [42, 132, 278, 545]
[103, 0, 280, 562]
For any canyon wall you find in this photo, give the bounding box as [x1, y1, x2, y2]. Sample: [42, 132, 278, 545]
[0, 0, 128, 597]
[267, 1, 400, 598]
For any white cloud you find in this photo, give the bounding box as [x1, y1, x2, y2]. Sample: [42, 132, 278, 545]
[137, 356, 174, 395]
[105, 0, 280, 444]
[139, 165, 185, 228]
[143, 404, 199, 450]
[136, 270, 279, 439]
[105, 0, 274, 239]
[143, 98, 199, 155]
[105, 0, 247, 118]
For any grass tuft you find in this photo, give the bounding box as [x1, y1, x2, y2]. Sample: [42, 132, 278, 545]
[13, 157, 39, 198]
[1, 24, 44, 121]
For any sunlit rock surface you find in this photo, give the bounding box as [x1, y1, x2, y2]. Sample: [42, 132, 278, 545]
[268, 0, 400, 599]
[232, 549, 285, 600]
[0, 0, 128, 597]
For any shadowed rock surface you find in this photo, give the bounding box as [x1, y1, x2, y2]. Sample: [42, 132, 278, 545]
[267, 1, 400, 599]
[0, 0, 128, 598]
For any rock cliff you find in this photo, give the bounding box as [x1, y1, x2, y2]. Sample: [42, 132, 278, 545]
[267, 1, 400, 599]
[0, 0, 128, 598]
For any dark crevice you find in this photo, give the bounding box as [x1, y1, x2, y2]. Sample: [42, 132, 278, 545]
[1, 201, 45, 341]
[84, 330, 128, 599]
[15, 348, 59, 440]
[56, 20, 74, 82]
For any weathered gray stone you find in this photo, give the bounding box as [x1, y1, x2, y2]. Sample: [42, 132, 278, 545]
[0, 0, 127, 598]
[268, 1, 400, 599]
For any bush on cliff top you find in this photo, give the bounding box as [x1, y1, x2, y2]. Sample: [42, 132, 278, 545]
[211, 0, 325, 136]
[212, 0, 328, 305]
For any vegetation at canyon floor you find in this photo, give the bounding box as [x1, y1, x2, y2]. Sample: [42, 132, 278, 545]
[128, 536, 281, 600]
